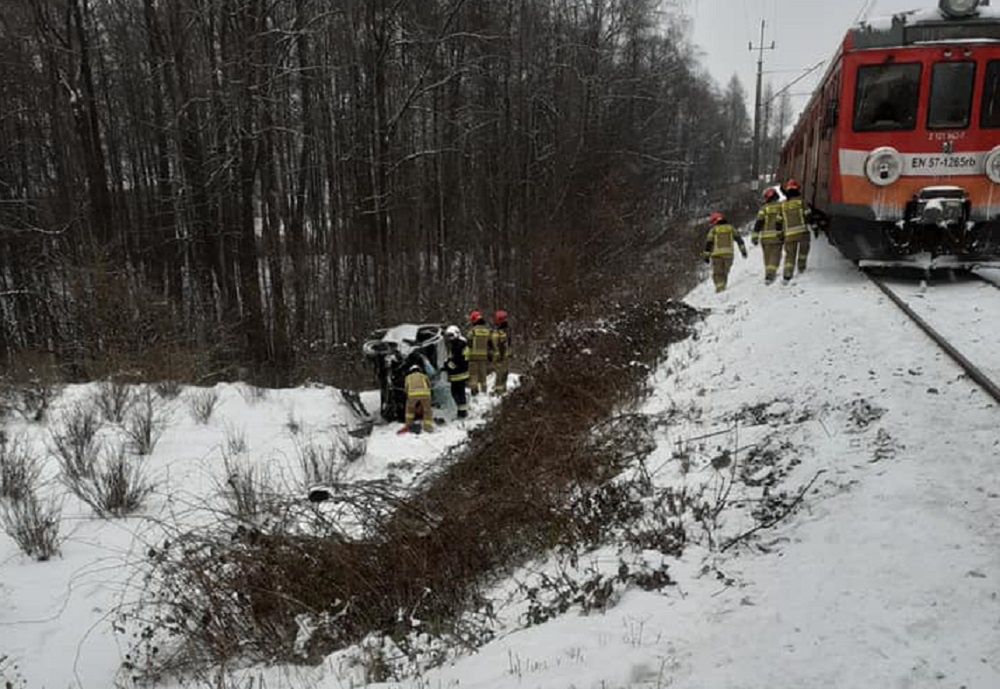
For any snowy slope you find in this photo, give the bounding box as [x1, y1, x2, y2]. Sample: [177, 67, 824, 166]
[323, 237, 998, 688]
[0, 382, 506, 689]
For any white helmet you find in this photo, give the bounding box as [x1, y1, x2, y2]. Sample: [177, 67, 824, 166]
[445, 325, 461, 339]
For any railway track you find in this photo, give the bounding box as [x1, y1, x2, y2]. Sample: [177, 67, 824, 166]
[866, 272, 1000, 405]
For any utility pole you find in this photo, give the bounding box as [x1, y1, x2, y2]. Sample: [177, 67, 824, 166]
[750, 20, 775, 187]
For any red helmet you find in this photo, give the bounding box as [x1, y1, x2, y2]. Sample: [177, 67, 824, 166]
[469, 310, 482, 323]
[709, 212, 725, 226]
[785, 179, 801, 192]
[763, 188, 779, 202]
[494, 310, 508, 325]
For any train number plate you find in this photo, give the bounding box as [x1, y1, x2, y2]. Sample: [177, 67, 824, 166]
[906, 154, 982, 176]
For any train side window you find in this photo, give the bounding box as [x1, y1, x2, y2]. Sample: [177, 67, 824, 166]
[928, 62, 976, 129]
[853, 63, 921, 132]
[982, 61, 1000, 128]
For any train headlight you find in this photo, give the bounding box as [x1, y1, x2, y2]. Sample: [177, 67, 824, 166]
[986, 147, 1000, 184]
[939, 0, 981, 18]
[865, 147, 904, 187]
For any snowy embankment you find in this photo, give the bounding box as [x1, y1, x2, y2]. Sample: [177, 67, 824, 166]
[0, 383, 505, 689]
[328, 237, 997, 687]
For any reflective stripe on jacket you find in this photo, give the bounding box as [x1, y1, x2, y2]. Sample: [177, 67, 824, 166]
[447, 338, 470, 382]
[705, 223, 744, 258]
[405, 371, 432, 399]
[782, 198, 809, 240]
[465, 324, 492, 361]
[753, 202, 784, 244]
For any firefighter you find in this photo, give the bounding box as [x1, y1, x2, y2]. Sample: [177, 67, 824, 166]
[465, 310, 492, 395]
[443, 325, 470, 418]
[402, 364, 434, 434]
[752, 187, 785, 284]
[490, 310, 511, 394]
[780, 179, 814, 281]
[703, 212, 748, 292]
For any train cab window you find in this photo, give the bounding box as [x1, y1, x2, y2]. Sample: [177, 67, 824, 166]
[853, 63, 921, 132]
[928, 62, 976, 129]
[982, 61, 1000, 128]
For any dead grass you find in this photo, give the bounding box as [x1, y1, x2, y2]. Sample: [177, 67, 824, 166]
[0, 487, 62, 561]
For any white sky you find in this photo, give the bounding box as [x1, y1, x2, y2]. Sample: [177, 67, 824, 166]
[688, 0, 942, 124]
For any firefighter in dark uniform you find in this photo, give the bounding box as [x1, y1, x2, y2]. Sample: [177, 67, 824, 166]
[780, 179, 814, 280]
[752, 187, 785, 284]
[490, 310, 511, 394]
[465, 310, 492, 395]
[703, 212, 747, 292]
[443, 325, 470, 418]
[402, 364, 434, 434]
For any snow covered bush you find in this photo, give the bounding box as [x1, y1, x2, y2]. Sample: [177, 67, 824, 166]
[5, 375, 58, 423]
[94, 378, 135, 423]
[186, 388, 219, 424]
[0, 434, 42, 502]
[50, 404, 102, 481]
[153, 379, 183, 400]
[64, 442, 152, 518]
[238, 383, 268, 405]
[0, 487, 62, 561]
[123, 388, 167, 456]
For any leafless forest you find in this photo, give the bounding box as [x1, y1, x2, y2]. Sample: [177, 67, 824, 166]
[0, 0, 760, 384]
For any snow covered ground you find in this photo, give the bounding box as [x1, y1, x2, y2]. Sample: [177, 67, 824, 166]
[4, 236, 1000, 689]
[0, 382, 505, 689]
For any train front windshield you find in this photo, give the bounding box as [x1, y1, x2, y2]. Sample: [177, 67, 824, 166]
[928, 62, 976, 129]
[853, 63, 922, 132]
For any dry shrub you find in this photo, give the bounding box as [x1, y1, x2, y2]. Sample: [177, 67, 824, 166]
[237, 384, 268, 405]
[50, 404, 102, 481]
[154, 380, 183, 400]
[216, 451, 288, 528]
[136, 299, 701, 670]
[0, 487, 62, 561]
[64, 442, 153, 518]
[187, 389, 219, 424]
[0, 435, 42, 501]
[296, 438, 339, 488]
[223, 426, 248, 456]
[95, 378, 135, 423]
[124, 388, 168, 456]
[337, 430, 367, 463]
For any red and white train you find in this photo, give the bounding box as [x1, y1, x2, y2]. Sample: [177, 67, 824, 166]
[779, 0, 1000, 264]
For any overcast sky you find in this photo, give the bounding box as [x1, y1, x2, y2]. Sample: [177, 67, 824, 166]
[688, 0, 940, 122]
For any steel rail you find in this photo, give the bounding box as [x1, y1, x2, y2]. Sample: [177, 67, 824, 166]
[867, 274, 1000, 405]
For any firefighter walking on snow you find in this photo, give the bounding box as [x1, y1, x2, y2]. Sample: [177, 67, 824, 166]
[752, 187, 785, 284]
[780, 179, 814, 281]
[490, 310, 511, 394]
[465, 310, 492, 395]
[703, 212, 747, 292]
[402, 364, 434, 433]
[443, 325, 470, 418]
